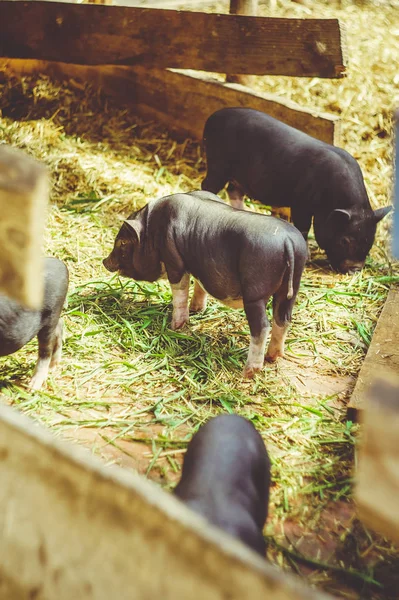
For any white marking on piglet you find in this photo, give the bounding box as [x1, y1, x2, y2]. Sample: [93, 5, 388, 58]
[266, 322, 289, 362]
[29, 357, 51, 391]
[190, 280, 208, 312]
[170, 273, 190, 330]
[243, 328, 269, 379]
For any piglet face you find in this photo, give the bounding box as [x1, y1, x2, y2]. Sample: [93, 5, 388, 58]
[103, 221, 141, 279]
[103, 215, 164, 282]
[316, 206, 391, 274]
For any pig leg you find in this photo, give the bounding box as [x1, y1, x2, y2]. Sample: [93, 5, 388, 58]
[170, 273, 190, 330]
[227, 182, 245, 210]
[190, 280, 208, 312]
[30, 324, 59, 390]
[266, 294, 294, 362]
[291, 207, 312, 258]
[50, 319, 63, 368]
[201, 172, 227, 196]
[266, 321, 289, 361]
[243, 299, 269, 378]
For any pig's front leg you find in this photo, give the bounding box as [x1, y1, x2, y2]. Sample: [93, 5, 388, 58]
[170, 273, 190, 330]
[190, 280, 208, 312]
[243, 299, 269, 379]
[291, 207, 312, 259]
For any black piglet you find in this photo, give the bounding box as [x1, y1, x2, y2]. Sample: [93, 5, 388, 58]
[174, 414, 271, 556]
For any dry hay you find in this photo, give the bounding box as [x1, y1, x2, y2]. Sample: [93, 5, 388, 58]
[0, 0, 399, 597]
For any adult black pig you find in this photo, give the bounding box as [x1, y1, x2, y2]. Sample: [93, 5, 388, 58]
[103, 191, 307, 378]
[174, 414, 271, 556]
[202, 107, 392, 274]
[0, 257, 69, 390]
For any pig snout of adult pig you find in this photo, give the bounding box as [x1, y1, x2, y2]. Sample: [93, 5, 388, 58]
[173, 414, 271, 557]
[201, 107, 392, 274]
[103, 191, 307, 379]
[0, 257, 69, 390]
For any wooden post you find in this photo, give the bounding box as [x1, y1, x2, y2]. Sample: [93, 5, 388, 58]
[0, 145, 48, 309]
[356, 373, 399, 544]
[227, 0, 259, 87]
[348, 289, 399, 414]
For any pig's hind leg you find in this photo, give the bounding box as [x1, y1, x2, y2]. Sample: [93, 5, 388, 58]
[30, 320, 62, 391]
[190, 280, 208, 312]
[266, 293, 293, 362]
[50, 319, 63, 368]
[170, 273, 190, 330]
[243, 299, 269, 379]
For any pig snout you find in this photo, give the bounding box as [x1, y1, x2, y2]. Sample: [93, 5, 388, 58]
[103, 253, 119, 273]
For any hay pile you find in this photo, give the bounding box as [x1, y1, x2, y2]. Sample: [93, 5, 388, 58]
[0, 0, 398, 598]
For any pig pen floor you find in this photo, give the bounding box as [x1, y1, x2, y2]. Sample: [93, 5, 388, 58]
[1, 0, 399, 596]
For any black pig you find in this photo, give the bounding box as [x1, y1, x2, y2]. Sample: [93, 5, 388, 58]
[103, 191, 307, 378]
[174, 414, 271, 556]
[202, 107, 392, 274]
[0, 257, 69, 390]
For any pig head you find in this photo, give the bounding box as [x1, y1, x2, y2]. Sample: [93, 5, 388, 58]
[314, 206, 392, 274]
[103, 204, 164, 282]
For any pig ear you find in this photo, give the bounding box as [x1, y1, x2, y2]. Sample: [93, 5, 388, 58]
[124, 219, 143, 242]
[332, 208, 352, 222]
[373, 205, 392, 223]
[327, 208, 352, 228]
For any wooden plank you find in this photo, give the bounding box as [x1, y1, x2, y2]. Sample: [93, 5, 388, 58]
[0, 145, 48, 309]
[355, 372, 399, 544]
[348, 289, 399, 412]
[0, 403, 336, 600]
[226, 0, 259, 87]
[0, 60, 341, 146]
[0, 1, 347, 78]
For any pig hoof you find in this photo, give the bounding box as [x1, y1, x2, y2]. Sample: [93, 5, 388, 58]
[29, 376, 45, 391]
[171, 318, 189, 330]
[189, 299, 207, 312]
[265, 351, 284, 363]
[242, 365, 262, 379]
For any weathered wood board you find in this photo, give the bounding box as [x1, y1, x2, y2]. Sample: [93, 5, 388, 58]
[226, 0, 259, 87]
[0, 59, 341, 146]
[355, 373, 399, 543]
[348, 289, 399, 412]
[0, 1, 347, 78]
[0, 145, 47, 309]
[0, 403, 336, 600]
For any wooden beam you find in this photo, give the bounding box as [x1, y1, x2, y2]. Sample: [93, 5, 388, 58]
[0, 60, 341, 146]
[226, 0, 259, 87]
[0, 403, 336, 600]
[348, 289, 399, 413]
[0, 1, 347, 78]
[0, 145, 47, 309]
[355, 372, 399, 544]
